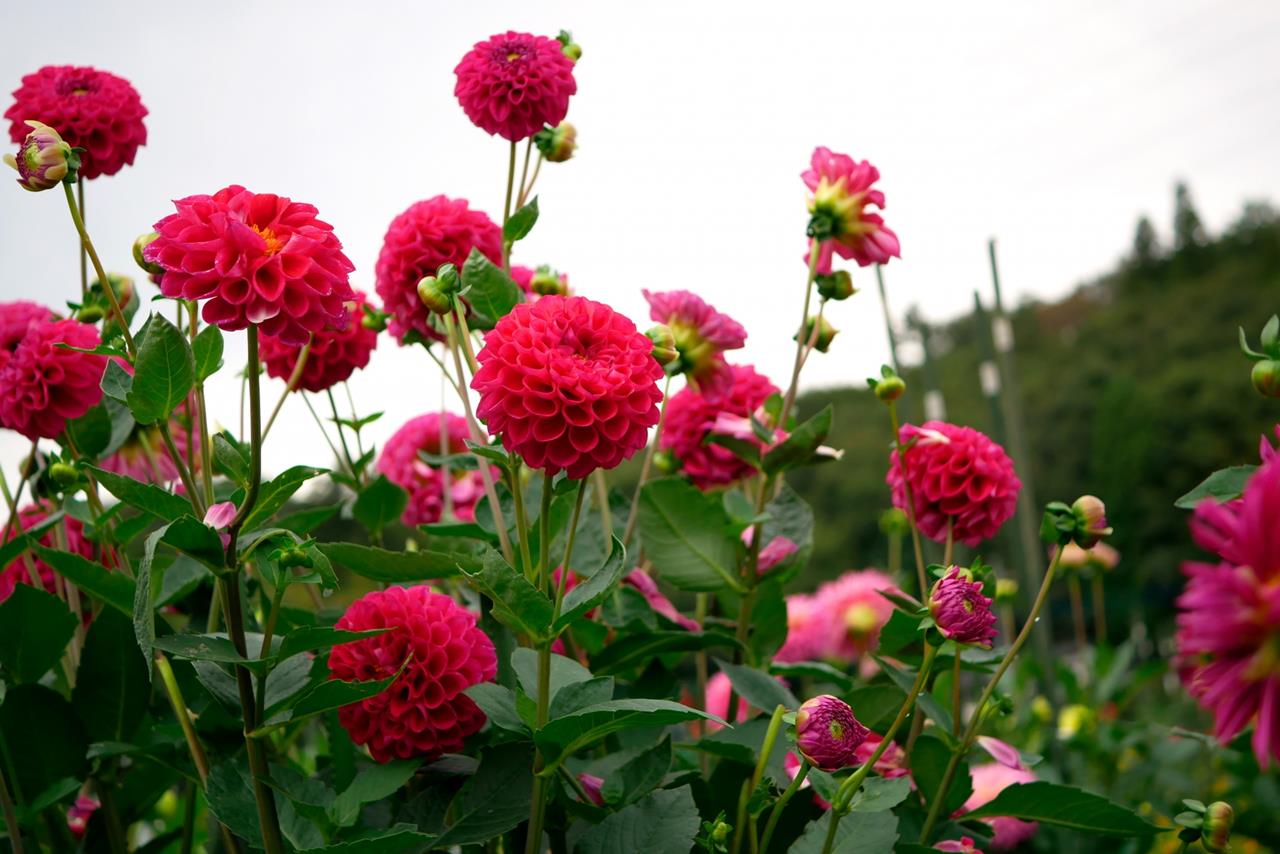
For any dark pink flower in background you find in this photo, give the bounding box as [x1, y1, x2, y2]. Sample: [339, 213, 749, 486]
[65, 795, 99, 838]
[0, 300, 54, 371]
[472, 295, 663, 479]
[0, 318, 105, 440]
[329, 585, 497, 763]
[375, 196, 502, 344]
[1177, 458, 1280, 768]
[100, 407, 196, 485]
[454, 31, 577, 141]
[259, 290, 379, 393]
[854, 732, 911, 780]
[623, 569, 700, 631]
[929, 567, 998, 647]
[888, 421, 1021, 548]
[5, 65, 147, 179]
[1, 504, 94, 603]
[660, 364, 778, 489]
[783, 752, 831, 808]
[960, 764, 1038, 850]
[812, 569, 900, 662]
[146, 186, 355, 345]
[802, 146, 900, 271]
[378, 413, 490, 526]
[934, 837, 983, 854]
[578, 773, 605, 806]
[703, 671, 752, 733]
[643, 289, 747, 379]
[795, 695, 869, 771]
[774, 592, 827, 663]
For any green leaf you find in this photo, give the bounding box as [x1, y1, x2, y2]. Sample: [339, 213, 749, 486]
[242, 465, 326, 531]
[1175, 465, 1256, 508]
[461, 248, 521, 324]
[461, 547, 553, 639]
[127, 314, 195, 425]
[275, 626, 388, 663]
[843, 684, 907, 732]
[0, 585, 78, 683]
[874, 654, 952, 733]
[163, 514, 226, 570]
[433, 743, 534, 847]
[277, 504, 340, 535]
[964, 781, 1162, 836]
[101, 358, 133, 404]
[89, 465, 193, 522]
[319, 540, 481, 583]
[503, 196, 540, 242]
[591, 630, 739, 675]
[574, 786, 700, 854]
[64, 401, 115, 459]
[156, 555, 212, 607]
[714, 658, 799, 712]
[0, 685, 88, 803]
[637, 478, 741, 592]
[193, 324, 224, 380]
[152, 633, 253, 666]
[464, 683, 529, 733]
[266, 671, 399, 730]
[512, 648, 591, 710]
[206, 762, 262, 843]
[911, 733, 971, 816]
[555, 536, 626, 630]
[789, 809, 897, 854]
[768, 660, 854, 694]
[534, 699, 722, 772]
[213, 433, 250, 487]
[353, 475, 407, 534]
[762, 404, 833, 474]
[134, 524, 168, 676]
[548, 675, 614, 720]
[327, 759, 420, 827]
[31, 546, 135, 614]
[759, 484, 814, 576]
[848, 775, 912, 812]
[72, 608, 149, 742]
[297, 830, 434, 854]
[600, 735, 671, 806]
[262, 653, 315, 716]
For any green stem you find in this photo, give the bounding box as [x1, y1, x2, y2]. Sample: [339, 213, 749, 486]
[552, 481, 588, 619]
[820, 808, 840, 854]
[759, 759, 808, 854]
[77, 178, 87, 300]
[62, 181, 134, 356]
[918, 549, 1063, 843]
[888, 399, 929, 598]
[502, 141, 517, 272]
[0, 758, 22, 854]
[179, 783, 196, 854]
[510, 460, 535, 583]
[622, 375, 672, 547]
[158, 421, 205, 519]
[732, 705, 785, 854]
[952, 653, 962, 739]
[538, 472, 553, 593]
[777, 240, 822, 429]
[592, 470, 613, 541]
[255, 578, 287, 723]
[327, 388, 359, 482]
[261, 339, 311, 440]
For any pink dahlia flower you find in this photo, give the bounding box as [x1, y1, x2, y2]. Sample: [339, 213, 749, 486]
[812, 569, 900, 662]
[146, 186, 355, 345]
[454, 31, 577, 141]
[377, 413, 490, 526]
[375, 196, 502, 344]
[1, 503, 94, 603]
[472, 295, 663, 479]
[703, 671, 752, 733]
[802, 146, 900, 271]
[795, 695, 869, 771]
[934, 838, 983, 854]
[960, 764, 1038, 851]
[0, 301, 55, 371]
[643, 289, 747, 379]
[1177, 458, 1280, 768]
[855, 732, 911, 779]
[259, 290, 379, 393]
[660, 364, 779, 489]
[0, 318, 105, 440]
[65, 795, 99, 838]
[929, 567, 998, 647]
[888, 421, 1021, 548]
[329, 585, 497, 762]
[5, 65, 147, 179]
[775, 592, 828, 663]
[578, 773, 606, 806]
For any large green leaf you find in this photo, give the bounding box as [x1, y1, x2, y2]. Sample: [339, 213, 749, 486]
[206, 762, 262, 844]
[126, 314, 195, 425]
[327, 759, 419, 827]
[1175, 465, 1255, 508]
[242, 466, 326, 531]
[464, 683, 528, 734]
[512, 648, 591, 710]
[848, 775, 912, 812]
[963, 781, 1162, 836]
[89, 465, 193, 522]
[134, 524, 168, 676]
[0, 685, 88, 803]
[319, 540, 481, 583]
[32, 546, 135, 614]
[789, 809, 898, 854]
[72, 608, 149, 742]
[574, 785, 699, 854]
[461, 247, 520, 324]
[911, 733, 972, 816]
[534, 699, 721, 771]
[297, 830, 434, 853]
[503, 196, 539, 243]
[193, 324, 224, 380]
[874, 654, 952, 733]
[637, 478, 741, 591]
[591, 630, 738, 675]
[555, 535, 626, 630]
[0, 585, 77, 683]
[461, 547, 553, 639]
[433, 743, 533, 847]
[762, 404, 834, 474]
[599, 735, 671, 807]
[352, 475, 407, 535]
[262, 672, 399, 731]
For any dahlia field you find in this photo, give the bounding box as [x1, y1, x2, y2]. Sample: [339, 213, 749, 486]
[0, 29, 1273, 854]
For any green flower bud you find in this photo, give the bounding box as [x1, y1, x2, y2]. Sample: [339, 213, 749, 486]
[530, 266, 570, 295]
[815, 270, 855, 301]
[534, 122, 577, 163]
[76, 305, 105, 323]
[417, 276, 454, 315]
[556, 30, 582, 62]
[133, 232, 165, 277]
[1202, 802, 1233, 853]
[49, 462, 79, 488]
[794, 314, 838, 353]
[878, 507, 909, 537]
[1252, 360, 1280, 397]
[874, 375, 905, 401]
[1071, 495, 1112, 548]
[645, 324, 679, 367]
[711, 821, 730, 844]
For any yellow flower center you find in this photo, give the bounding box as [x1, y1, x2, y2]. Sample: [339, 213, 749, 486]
[845, 603, 879, 636]
[72, 87, 88, 96]
[828, 720, 844, 741]
[251, 225, 285, 256]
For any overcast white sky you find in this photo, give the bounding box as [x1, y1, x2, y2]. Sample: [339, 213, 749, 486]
[3, 0, 1279, 477]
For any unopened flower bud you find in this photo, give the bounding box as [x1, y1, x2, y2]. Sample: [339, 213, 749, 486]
[795, 314, 838, 353]
[816, 270, 855, 301]
[710, 821, 730, 844]
[417, 276, 455, 315]
[133, 232, 164, 277]
[929, 566, 998, 647]
[1201, 801, 1233, 853]
[556, 30, 582, 62]
[4, 121, 80, 191]
[94, 274, 135, 312]
[535, 122, 577, 163]
[434, 263, 460, 293]
[878, 507, 909, 537]
[361, 306, 388, 332]
[76, 305, 105, 323]
[994, 577, 1018, 605]
[1057, 703, 1094, 739]
[1071, 495, 1112, 548]
[49, 461, 79, 488]
[874, 375, 905, 402]
[653, 448, 678, 474]
[530, 266, 570, 295]
[276, 546, 314, 570]
[795, 695, 869, 771]
[646, 324, 679, 366]
[1252, 360, 1280, 397]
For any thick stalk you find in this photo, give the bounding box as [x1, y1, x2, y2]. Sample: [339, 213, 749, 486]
[77, 179, 87, 300]
[1091, 573, 1108, 644]
[918, 550, 1063, 843]
[524, 475, 556, 854]
[732, 705, 785, 854]
[592, 470, 613, 542]
[502, 141, 517, 272]
[62, 182, 134, 355]
[261, 340, 311, 440]
[888, 399, 929, 598]
[622, 375, 672, 547]
[759, 759, 808, 853]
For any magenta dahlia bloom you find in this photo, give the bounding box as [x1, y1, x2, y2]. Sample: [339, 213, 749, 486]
[929, 567, 998, 647]
[888, 421, 1021, 548]
[1177, 458, 1280, 768]
[795, 695, 870, 771]
[643, 289, 747, 379]
[145, 186, 355, 345]
[961, 764, 1038, 851]
[1, 503, 94, 603]
[660, 364, 779, 489]
[259, 291, 379, 393]
[329, 585, 497, 763]
[377, 413, 491, 526]
[5, 65, 147, 180]
[854, 733, 910, 780]
[775, 592, 826, 663]
[802, 146, 900, 272]
[454, 31, 577, 141]
[0, 301, 54, 370]
[0, 318, 105, 440]
[375, 196, 502, 344]
[472, 295, 663, 479]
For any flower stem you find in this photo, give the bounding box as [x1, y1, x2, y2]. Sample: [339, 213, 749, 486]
[778, 240, 822, 430]
[1068, 574, 1087, 652]
[759, 759, 808, 853]
[62, 181, 134, 356]
[0, 756, 23, 854]
[1091, 573, 1107, 644]
[952, 653, 962, 738]
[918, 548, 1064, 843]
[622, 375, 672, 547]
[732, 704, 785, 854]
[552, 480, 588, 619]
[888, 399, 929, 598]
[77, 178, 87, 300]
[261, 339, 311, 440]
[525, 474, 561, 854]
[502, 141, 517, 272]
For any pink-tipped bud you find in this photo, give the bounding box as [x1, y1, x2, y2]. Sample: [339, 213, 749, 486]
[1253, 360, 1280, 398]
[578, 773, 605, 806]
[535, 122, 577, 163]
[928, 566, 998, 647]
[1070, 495, 1112, 548]
[530, 265, 570, 296]
[646, 324, 679, 367]
[794, 695, 869, 771]
[1202, 802, 1233, 854]
[4, 120, 80, 191]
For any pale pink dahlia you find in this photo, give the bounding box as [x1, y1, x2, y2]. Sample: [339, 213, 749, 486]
[145, 186, 355, 345]
[454, 31, 577, 141]
[929, 567, 998, 648]
[888, 421, 1021, 548]
[795, 695, 869, 771]
[1, 503, 94, 603]
[775, 592, 828, 663]
[259, 291, 379, 393]
[660, 364, 779, 490]
[643, 289, 747, 380]
[6, 65, 147, 179]
[703, 671, 752, 733]
[802, 146, 900, 272]
[960, 764, 1038, 851]
[377, 413, 490, 526]
[1177, 458, 1280, 768]
[812, 570, 900, 662]
[329, 585, 497, 762]
[0, 318, 105, 440]
[472, 295, 663, 479]
[375, 196, 502, 344]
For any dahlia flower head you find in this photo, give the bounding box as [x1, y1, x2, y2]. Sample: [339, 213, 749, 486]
[934, 838, 982, 854]
[259, 290, 379, 393]
[145, 186, 355, 346]
[1, 503, 93, 604]
[888, 421, 1021, 548]
[703, 671, 753, 733]
[454, 31, 577, 141]
[802, 146, 900, 272]
[0, 301, 55, 369]
[329, 585, 497, 762]
[1177, 457, 1280, 768]
[642, 289, 747, 380]
[472, 295, 663, 479]
[375, 195, 502, 344]
[774, 592, 827, 663]
[660, 364, 779, 490]
[378, 413, 491, 526]
[512, 264, 571, 300]
[813, 569, 901, 662]
[961, 764, 1038, 851]
[0, 317, 105, 440]
[5, 65, 147, 180]
[929, 567, 998, 647]
[794, 694, 870, 771]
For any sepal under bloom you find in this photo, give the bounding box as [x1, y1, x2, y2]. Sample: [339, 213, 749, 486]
[794, 695, 869, 771]
[929, 567, 998, 647]
[643, 289, 747, 380]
